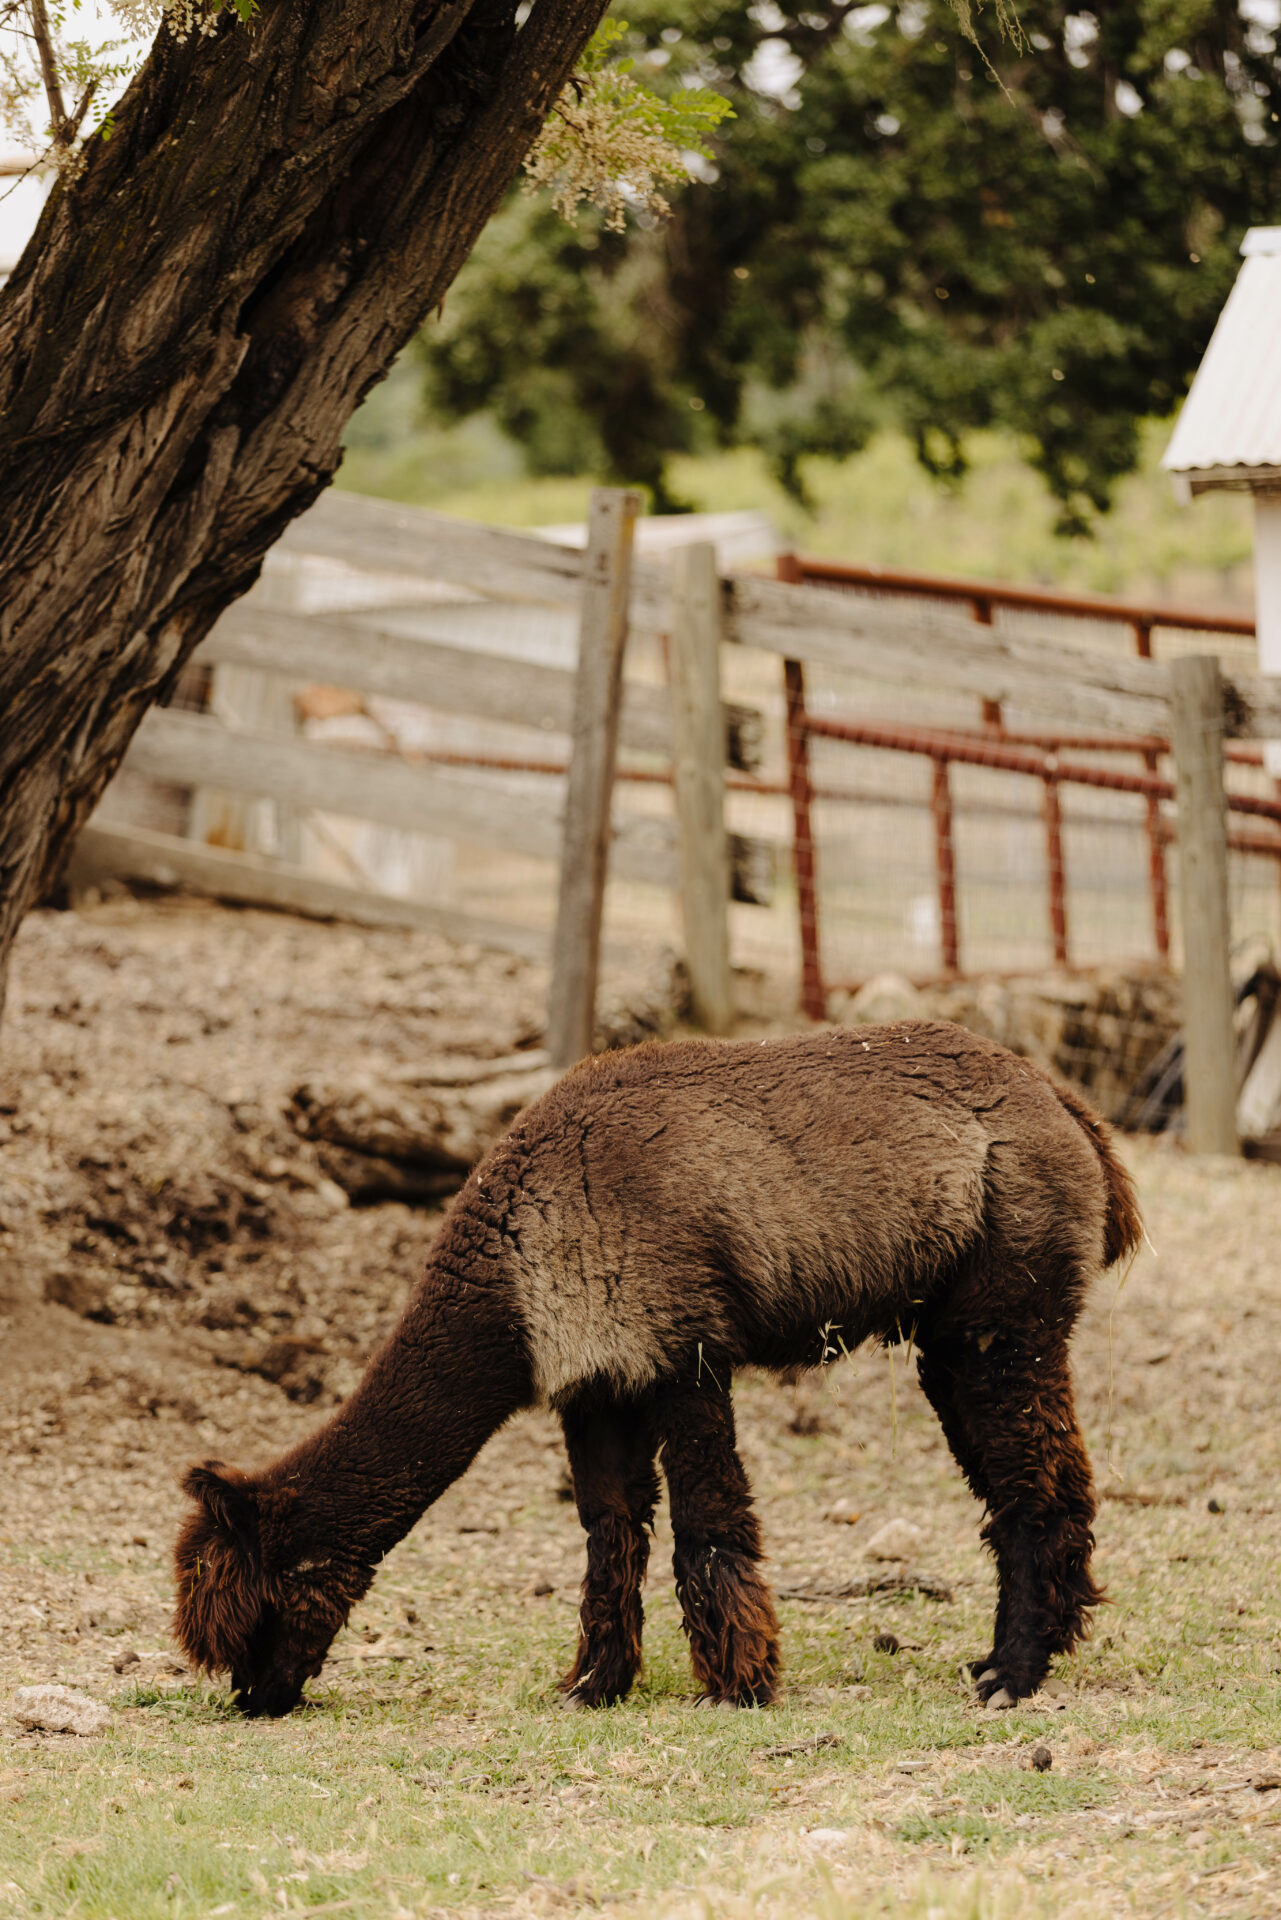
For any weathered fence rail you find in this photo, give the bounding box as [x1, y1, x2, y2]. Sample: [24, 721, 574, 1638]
[217, 489, 1277, 736]
[121, 706, 686, 888]
[242, 489, 1281, 733]
[202, 604, 764, 767]
[70, 822, 553, 959]
[732, 570, 1281, 739]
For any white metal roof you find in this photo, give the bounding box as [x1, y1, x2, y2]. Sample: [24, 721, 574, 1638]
[1162, 228, 1281, 489]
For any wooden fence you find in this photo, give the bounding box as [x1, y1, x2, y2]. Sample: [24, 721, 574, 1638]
[73, 484, 1279, 1153]
[74, 492, 774, 968]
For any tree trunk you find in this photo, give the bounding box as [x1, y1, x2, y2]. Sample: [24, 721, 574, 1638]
[0, 0, 606, 1004]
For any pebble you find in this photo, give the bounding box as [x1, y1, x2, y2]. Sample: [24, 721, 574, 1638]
[865, 1518, 924, 1561]
[76, 1604, 134, 1635]
[110, 1648, 185, 1679]
[12, 1685, 110, 1736]
[41, 1269, 115, 1323]
[1033, 1677, 1069, 1711]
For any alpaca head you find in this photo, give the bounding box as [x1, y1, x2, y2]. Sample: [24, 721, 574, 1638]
[174, 1461, 366, 1718]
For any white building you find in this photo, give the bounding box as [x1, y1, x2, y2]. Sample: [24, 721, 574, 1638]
[1162, 228, 1281, 706]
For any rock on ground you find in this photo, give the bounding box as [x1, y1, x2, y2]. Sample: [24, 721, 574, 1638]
[865, 1518, 924, 1561]
[12, 1684, 110, 1735]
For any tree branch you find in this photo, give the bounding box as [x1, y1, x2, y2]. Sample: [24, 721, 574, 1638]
[27, 0, 69, 145]
[63, 77, 100, 146]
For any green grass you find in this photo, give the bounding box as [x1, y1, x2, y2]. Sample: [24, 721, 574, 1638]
[335, 359, 1255, 606]
[6, 1539, 1281, 1919]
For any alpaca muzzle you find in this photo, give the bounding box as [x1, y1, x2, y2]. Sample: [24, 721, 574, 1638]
[232, 1672, 306, 1719]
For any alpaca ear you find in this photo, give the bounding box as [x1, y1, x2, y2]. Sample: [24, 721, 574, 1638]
[182, 1461, 259, 1553]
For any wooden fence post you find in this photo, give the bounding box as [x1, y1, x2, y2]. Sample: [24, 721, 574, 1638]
[547, 488, 641, 1069]
[1170, 654, 1239, 1155]
[668, 541, 733, 1033]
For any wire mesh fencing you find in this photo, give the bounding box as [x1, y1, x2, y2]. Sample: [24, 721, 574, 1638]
[770, 555, 1278, 1006]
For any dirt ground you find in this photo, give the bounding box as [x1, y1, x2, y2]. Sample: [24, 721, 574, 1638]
[3, 897, 1281, 1920]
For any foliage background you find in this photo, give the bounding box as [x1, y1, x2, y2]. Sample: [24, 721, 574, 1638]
[414, 0, 1281, 529]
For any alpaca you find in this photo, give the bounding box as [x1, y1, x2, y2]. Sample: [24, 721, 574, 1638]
[174, 1021, 1141, 1718]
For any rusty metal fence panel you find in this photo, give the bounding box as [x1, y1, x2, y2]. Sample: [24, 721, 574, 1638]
[772, 553, 1276, 1003]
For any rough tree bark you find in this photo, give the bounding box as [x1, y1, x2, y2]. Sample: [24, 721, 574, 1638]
[0, 0, 607, 1003]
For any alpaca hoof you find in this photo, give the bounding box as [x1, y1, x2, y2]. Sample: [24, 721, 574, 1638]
[559, 1679, 630, 1709]
[974, 1664, 1025, 1706]
[694, 1694, 739, 1710]
[558, 1681, 613, 1710]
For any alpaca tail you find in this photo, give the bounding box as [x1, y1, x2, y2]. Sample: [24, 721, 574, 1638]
[1053, 1081, 1144, 1270]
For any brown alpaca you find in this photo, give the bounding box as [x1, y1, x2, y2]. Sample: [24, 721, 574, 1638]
[174, 1021, 1141, 1718]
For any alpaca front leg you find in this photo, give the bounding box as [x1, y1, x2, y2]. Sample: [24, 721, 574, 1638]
[559, 1396, 659, 1707]
[653, 1373, 780, 1707]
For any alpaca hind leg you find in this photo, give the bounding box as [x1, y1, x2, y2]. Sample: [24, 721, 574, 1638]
[923, 1331, 1102, 1704]
[559, 1395, 660, 1707]
[917, 1340, 1004, 1681]
[652, 1373, 780, 1707]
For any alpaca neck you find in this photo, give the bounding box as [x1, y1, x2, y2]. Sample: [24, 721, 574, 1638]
[273, 1215, 530, 1567]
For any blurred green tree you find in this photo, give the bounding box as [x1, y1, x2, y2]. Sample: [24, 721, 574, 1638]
[420, 0, 1281, 528]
